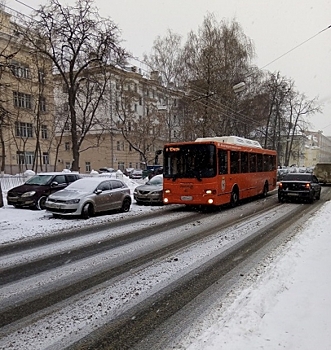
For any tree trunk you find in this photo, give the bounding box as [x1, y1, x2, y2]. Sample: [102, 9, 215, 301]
[0, 182, 4, 208]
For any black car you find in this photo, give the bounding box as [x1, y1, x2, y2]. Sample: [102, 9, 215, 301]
[278, 173, 321, 203]
[7, 172, 82, 210]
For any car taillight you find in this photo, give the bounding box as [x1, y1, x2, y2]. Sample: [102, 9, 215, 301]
[279, 182, 283, 188]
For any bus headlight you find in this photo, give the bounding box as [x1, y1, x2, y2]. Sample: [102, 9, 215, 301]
[205, 189, 216, 194]
[164, 189, 171, 194]
[207, 199, 214, 204]
[164, 198, 169, 203]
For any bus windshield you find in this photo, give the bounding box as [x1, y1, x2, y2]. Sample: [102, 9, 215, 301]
[164, 144, 216, 180]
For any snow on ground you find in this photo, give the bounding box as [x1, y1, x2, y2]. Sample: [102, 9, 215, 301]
[1, 175, 331, 349]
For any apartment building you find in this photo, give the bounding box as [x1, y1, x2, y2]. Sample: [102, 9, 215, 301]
[0, 9, 56, 175]
[55, 65, 185, 173]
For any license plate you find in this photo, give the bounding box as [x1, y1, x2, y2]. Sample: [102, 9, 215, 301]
[181, 196, 193, 201]
[288, 193, 299, 196]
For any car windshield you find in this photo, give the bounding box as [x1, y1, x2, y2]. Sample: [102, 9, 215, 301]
[25, 175, 54, 185]
[282, 174, 312, 181]
[66, 179, 99, 192]
[147, 176, 163, 185]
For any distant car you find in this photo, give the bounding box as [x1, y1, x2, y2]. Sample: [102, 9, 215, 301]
[278, 173, 321, 203]
[45, 177, 131, 219]
[99, 167, 116, 173]
[123, 168, 135, 177]
[7, 172, 82, 210]
[277, 168, 289, 181]
[130, 169, 143, 179]
[133, 174, 163, 205]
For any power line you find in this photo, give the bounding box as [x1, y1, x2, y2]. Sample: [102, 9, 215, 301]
[260, 24, 331, 70]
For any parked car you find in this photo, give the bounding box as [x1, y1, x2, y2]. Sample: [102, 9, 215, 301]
[123, 168, 135, 177]
[313, 162, 331, 185]
[130, 169, 143, 179]
[99, 167, 116, 173]
[133, 174, 163, 205]
[45, 177, 131, 219]
[277, 168, 289, 181]
[7, 172, 82, 210]
[278, 173, 321, 203]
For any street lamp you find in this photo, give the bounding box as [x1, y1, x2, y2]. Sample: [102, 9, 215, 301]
[233, 82, 246, 93]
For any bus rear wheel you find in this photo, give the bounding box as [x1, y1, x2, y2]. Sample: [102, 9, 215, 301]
[230, 189, 239, 207]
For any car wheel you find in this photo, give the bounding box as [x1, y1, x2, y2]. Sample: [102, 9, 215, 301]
[230, 189, 239, 207]
[278, 195, 284, 203]
[316, 190, 321, 200]
[37, 196, 47, 210]
[82, 203, 94, 219]
[120, 198, 131, 213]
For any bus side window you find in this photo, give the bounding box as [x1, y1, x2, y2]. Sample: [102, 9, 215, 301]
[241, 152, 248, 173]
[218, 150, 228, 174]
[263, 155, 273, 171]
[257, 154, 263, 172]
[230, 151, 240, 174]
[249, 153, 257, 173]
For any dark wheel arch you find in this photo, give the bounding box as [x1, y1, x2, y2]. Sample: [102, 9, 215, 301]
[230, 185, 239, 207]
[37, 196, 47, 210]
[262, 181, 269, 198]
[82, 202, 95, 219]
[120, 197, 131, 213]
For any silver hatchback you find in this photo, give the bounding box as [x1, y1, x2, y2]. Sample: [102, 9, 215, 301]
[45, 177, 131, 219]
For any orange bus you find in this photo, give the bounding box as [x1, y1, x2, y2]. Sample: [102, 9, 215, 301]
[163, 136, 277, 208]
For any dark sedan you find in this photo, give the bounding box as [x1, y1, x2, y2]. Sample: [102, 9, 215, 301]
[278, 173, 321, 203]
[7, 172, 82, 210]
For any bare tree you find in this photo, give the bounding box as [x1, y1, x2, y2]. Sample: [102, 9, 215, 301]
[19, 0, 128, 171]
[181, 14, 255, 138]
[143, 29, 185, 87]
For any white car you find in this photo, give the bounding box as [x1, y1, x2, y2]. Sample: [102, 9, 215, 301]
[45, 177, 131, 219]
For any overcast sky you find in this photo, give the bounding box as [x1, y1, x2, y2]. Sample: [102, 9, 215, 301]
[7, 0, 331, 135]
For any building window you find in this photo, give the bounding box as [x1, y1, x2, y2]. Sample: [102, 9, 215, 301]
[43, 152, 49, 165]
[17, 151, 34, 165]
[118, 162, 125, 171]
[117, 141, 124, 151]
[15, 122, 33, 138]
[39, 96, 46, 112]
[85, 161, 91, 172]
[38, 70, 45, 84]
[65, 142, 70, 151]
[11, 61, 31, 79]
[64, 122, 70, 131]
[41, 125, 48, 139]
[13, 92, 32, 109]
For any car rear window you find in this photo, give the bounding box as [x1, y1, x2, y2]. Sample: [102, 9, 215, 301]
[282, 174, 312, 181]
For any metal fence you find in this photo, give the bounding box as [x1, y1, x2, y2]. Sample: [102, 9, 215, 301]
[0, 175, 27, 192]
[0, 172, 125, 193]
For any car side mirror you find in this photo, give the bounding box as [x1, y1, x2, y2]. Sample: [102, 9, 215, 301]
[95, 189, 102, 195]
[51, 181, 59, 187]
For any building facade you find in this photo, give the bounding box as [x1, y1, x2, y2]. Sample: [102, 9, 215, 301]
[0, 9, 56, 175]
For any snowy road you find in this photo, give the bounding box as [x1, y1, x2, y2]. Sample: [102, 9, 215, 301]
[0, 191, 329, 349]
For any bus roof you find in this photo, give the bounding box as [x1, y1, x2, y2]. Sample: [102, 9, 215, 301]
[195, 136, 262, 149]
